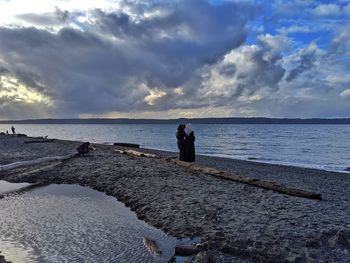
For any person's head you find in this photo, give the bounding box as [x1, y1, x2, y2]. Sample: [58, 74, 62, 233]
[185, 123, 193, 135]
[177, 124, 185, 130]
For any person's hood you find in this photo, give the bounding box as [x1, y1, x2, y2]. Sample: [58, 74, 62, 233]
[184, 123, 193, 136]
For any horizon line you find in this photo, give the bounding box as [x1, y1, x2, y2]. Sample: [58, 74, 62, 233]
[1, 117, 350, 125]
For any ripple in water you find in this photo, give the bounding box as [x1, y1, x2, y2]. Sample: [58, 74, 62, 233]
[0, 184, 178, 263]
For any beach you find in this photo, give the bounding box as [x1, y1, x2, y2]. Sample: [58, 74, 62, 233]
[0, 134, 350, 262]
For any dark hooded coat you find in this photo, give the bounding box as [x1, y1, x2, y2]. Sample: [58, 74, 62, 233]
[185, 131, 195, 162]
[176, 124, 186, 161]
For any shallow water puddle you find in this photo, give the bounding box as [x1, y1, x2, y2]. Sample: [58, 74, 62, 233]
[0, 184, 179, 262]
[0, 180, 31, 195]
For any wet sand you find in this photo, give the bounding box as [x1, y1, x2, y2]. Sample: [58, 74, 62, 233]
[0, 134, 350, 262]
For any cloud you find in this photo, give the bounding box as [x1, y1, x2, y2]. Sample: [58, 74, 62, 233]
[15, 7, 69, 27]
[330, 22, 350, 55]
[0, 0, 349, 119]
[340, 89, 350, 98]
[278, 25, 311, 34]
[16, 13, 60, 26]
[55, 7, 69, 23]
[313, 4, 341, 17]
[285, 43, 318, 82]
[0, 0, 256, 118]
[196, 34, 287, 111]
[345, 3, 350, 16]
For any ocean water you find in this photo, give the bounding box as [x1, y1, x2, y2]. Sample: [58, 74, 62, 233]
[0, 123, 349, 172]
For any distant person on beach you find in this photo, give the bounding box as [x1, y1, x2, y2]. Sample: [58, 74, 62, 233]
[176, 124, 186, 161]
[184, 123, 195, 162]
[11, 126, 16, 134]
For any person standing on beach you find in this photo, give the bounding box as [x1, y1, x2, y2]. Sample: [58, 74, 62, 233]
[176, 124, 186, 161]
[11, 126, 16, 134]
[184, 123, 195, 162]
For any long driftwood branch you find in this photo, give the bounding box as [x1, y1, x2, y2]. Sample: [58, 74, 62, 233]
[24, 139, 55, 143]
[0, 153, 76, 173]
[114, 142, 140, 148]
[5, 162, 62, 178]
[167, 159, 322, 200]
[115, 149, 157, 158]
[114, 149, 322, 199]
[0, 142, 94, 174]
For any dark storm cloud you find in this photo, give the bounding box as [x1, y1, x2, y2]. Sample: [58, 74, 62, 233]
[285, 49, 316, 82]
[93, 0, 253, 87]
[0, 66, 9, 75]
[218, 63, 237, 77]
[0, 0, 256, 117]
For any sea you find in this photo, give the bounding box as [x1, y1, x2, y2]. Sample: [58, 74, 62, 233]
[1, 123, 349, 173]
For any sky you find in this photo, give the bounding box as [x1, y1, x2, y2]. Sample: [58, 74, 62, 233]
[0, 0, 349, 120]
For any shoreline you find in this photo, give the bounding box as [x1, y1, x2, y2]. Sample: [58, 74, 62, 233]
[142, 147, 350, 175]
[203, 154, 350, 175]
[2, 123, 349, 175]
[1, 134, 350, 262]
[115, 145, 350, 175]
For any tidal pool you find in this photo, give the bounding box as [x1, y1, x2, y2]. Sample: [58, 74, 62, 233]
[0, 180, 31, 195]
[0, 183, 179, 263]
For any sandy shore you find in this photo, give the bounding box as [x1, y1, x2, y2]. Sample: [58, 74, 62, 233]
[1, 134, 350, 262]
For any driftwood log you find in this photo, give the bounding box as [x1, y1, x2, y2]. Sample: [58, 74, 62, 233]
[0, 153, 76, 173]
[114, 142, 140, 148]
[24, 139, 55, 143]
[167, 159, 322, 200]
[115, 149, 157, 158]
[3, 162, 62, 179]
[175, 245, 202, 256]
[113, 149, 321, 199]
[0, 142, 93, 174]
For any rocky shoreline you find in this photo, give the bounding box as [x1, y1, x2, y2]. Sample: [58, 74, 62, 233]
[1, 134, 350, 262]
